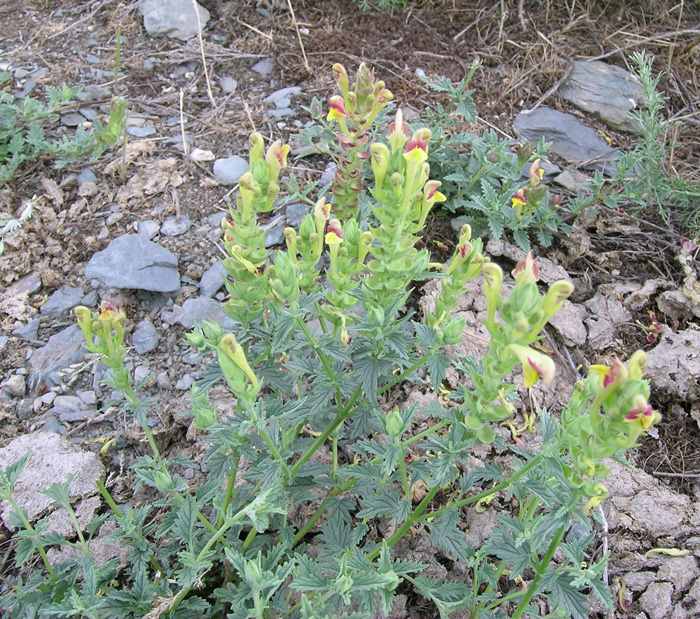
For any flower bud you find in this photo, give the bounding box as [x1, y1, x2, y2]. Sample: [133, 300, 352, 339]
[541, 280, 574, 319]
[512, 250, 540, 285]
[627, 350, 647, 380]
[385, 408, 404, 437]
[332, 63, 349, 96]
[265, 140, 290, 184]
[249, 132, 264, 164]
[529, 158, 544, 187]
[74, 306, 94, 345]
[387, 109, 410, 153]
[482, 262, 503, 326]
[153, 470, 176, 495]
[186, 331, 206, 348]
[220, 334, 259, 390]
[370, 142, 390, 189]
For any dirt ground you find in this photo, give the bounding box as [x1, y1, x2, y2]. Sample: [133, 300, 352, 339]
[1, 0, 700, 617]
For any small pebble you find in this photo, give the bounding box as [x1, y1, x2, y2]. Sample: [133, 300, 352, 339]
[156, 372, 172, 389]
[220, 77, 237, 93]
[161, 216, 192, 237]
[176, 374, 194, 391]
[136, 220, 160, 240]
[1, 375, 26, 398]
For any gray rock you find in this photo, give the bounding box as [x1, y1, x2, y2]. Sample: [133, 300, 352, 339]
[40, 286, 84, 317]
[548, 301, 588, 346]
[137, 220, 161, 240]
[61, 113, 85, 127]
[646, 326, 700, 400]
[199, 261, 227, 297]
[176, 374, 194, 390]
[106, 212, 124, 227]
[0, 336, 7, 352]
[220, 77, 238, 93]
[182, 351, 199, 365]
[13, 317, 40, 342]
[265, 108, 294, 119]
[28, 325, 86, 391]
[143, 57, 157, 71]
[560, 60, 645, 133]
[77, 168, 97, 185]
[206, 211, 227, 228]
[86, 54, 100, 64]
[41, 415, 67, 435]
[0, 432, 104, 529]
[1, 375, 26, 398]
[512, 107, 619, 174]
[160, 216, 192, 237]
[251, 58, 274, 76]
[52, 395, 81, 414]
[81, 290, 99, 307]
[285, 202, 310, 227]
[15, 399, 34, 422]
[156, 372, 172, 389]
[264, 86, 301, 109]
[126, 124, 156, 138]
[321, 162, 336, 186]
[134, 365, 150, 383]
[85, 234, 180, 292]
[14, 68, 29, 79]
[79, 107, 98, 121]
[583, 287, 632, 350]
[264, 223, 285, 248]
[132, 320, 159, 355]
[177, 297, 227, 329]
[139, 0, 210, 41]
[213, 156, 248, 186]
[640, 582, 674, 619]
[553, 168, 591, 192]
[77, 390, 97, 406]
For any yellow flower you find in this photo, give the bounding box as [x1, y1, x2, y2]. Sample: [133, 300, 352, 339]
[508, 344, 555, 388]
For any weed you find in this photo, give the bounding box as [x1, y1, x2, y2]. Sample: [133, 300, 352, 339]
[0, 65, 661, 619]
[0, 71, 126, 187]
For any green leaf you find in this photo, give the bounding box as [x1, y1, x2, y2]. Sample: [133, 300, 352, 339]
[540, 571, 590, 619]
[356, 486, 410, 523]
[413, 575, 471, 619]
[512, 229, 531, 252]
[0, 451, 30, 495]
[429, 507, 473, 561]
[171, 495, 198, 548]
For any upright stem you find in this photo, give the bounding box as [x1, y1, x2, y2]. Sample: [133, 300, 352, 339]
[510, 526, 566, 619]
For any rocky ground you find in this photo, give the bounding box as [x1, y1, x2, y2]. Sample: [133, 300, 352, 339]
[1, 0, 700, 617]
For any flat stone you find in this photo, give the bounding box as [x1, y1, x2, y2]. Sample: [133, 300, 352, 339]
[199, 261, 227, 297]
[264, 222, 285, 248]
[553, 169, 592, 192]
[160, 216, 192, 237]
[132, 320, 159, 355]
[264, 86, 301, 109]
[285, 202, 310, 227]
[13, 317, 40, 342]
[646, 326, 700, 400]
[61, 113, 85, 127]
[206, 211, 227, 228]
[136, 219, 160, 240]
[79, 107, 98, 121]
[0, 431, 104, 530]
[189, 148, 215, 162]
[77, 168, 97, 185]
[40, 414, 67, 435]
[213, 156, 248, 186]
[126, 124, 156, 138]
[220, 77, 238, 93]
[85, 234, 180, 292]
[583, 287, 632, 350]
[251, 58, 274, 76]
[1, 375, 26, 398]
[0, 336, 8, 352]
[560, 60, 645, 133]
[177, 297, 227, 329]
[40, 286, 84, 317]
[513, 107, 619, 174]
[176, 374, 194, 390]
[640, 582, 674, 619]
[548, 300, 588, 346]
[139, 0, 210, 41]
[28, 325, 86, 392]
[265, 108, 295, 119]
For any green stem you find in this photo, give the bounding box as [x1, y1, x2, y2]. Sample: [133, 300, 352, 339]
[297, 317, 343, 406]
[293, 499, 327, 547]
[484, 587, 526, 611]
[7, 496, 56, 580]
[418, 454, 543, 522]
[377, 356, 427, 396]
[398, 446, 410, 498]
[242, 527, 257, 553]
[96, 479, 166, 576]
[217, 455, 240, 529]
[402, 419, 449, 447]
[290, 385, 362, 479]
[510, 526, 566, 619]
[367, 485, 440, 561]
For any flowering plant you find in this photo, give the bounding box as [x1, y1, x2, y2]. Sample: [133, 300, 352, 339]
[0, 66, 661, 619]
